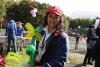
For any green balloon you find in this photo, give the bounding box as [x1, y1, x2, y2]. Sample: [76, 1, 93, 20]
[78, 26, 81, 29]
[26, 45, 36, 54]
[35, 27, 42, 33]
[26, 45, 36, 67]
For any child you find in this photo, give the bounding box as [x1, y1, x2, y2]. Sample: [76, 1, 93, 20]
[16, 22, 24, 51]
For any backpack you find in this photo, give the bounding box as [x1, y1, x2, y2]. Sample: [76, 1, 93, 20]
[7, 22, 15, 36]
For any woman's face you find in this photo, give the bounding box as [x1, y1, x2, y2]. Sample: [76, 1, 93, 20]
[47, 13, 60, 28]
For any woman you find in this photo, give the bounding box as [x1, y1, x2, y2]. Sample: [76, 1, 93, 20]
[92, 27, 100, 67]
[82, 25, 97, 66]
[35, 6, 69, 67]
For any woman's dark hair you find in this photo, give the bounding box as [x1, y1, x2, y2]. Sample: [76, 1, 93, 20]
[40, 14, 65, 32]
[89, 25, 94, 29]
[88, 25, 95, 37]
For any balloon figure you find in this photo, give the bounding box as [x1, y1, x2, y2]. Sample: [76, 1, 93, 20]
[30, 8, 38, 18]
[26, 44, 36, 67]
[32, 14, 36, 17]
[94, 19, 100, 29]
[25, 23, 42, 41]
[25, 23, 42, 67]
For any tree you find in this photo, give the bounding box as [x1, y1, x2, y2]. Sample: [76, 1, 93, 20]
[5, 0, 70, 29]
[6, 0, 50, 27]
[68, 18, 93, 29]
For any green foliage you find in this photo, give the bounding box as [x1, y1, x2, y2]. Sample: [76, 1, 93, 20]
[0, 0, 14, 19]
[6, 0, 50, 27]
[63, 16, 69, 29]
[5, 0, 69, 28]
[2, 0, 100, 30]
[6, 1, 31, 23]
[68, 18, 94, 29]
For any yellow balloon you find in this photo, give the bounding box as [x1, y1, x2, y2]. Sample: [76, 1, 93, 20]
[6, 52, 20, 62]
[25, 32, 35, 39]
[36, 33, 42, 41]
[25, 23, 42, 40]
[25, 23, 34, 32]
[25, 23, 35, 38]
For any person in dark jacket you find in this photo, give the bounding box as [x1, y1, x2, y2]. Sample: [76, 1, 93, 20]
[35, 6, 69, 67]
[92, 27, 100, 67]
[82, 25, 97, 66]
[6, 19, 17, 53]
[75, 33, 80, 50]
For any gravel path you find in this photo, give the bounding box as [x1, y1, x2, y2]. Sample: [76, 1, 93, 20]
[64, 37, 94, 67]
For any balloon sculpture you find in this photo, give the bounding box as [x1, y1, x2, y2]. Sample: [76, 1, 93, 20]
[30, 8, 38, 17]
[25, 23, 42, 67]
[94, 19, 100, 29]
[25, 23, 42, 40]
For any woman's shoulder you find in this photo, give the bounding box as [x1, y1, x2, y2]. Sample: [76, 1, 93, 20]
[62, 32, 68, 36]
[61, 32, 69, 38]
[55, 32, 69, 41]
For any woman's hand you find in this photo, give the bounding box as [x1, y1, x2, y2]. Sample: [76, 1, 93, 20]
[35, 54, 41, 62]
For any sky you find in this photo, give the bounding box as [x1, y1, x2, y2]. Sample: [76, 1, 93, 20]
[36, 0, 100, 18]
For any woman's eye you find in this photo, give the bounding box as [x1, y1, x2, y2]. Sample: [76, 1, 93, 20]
[55, 16, 59, 19]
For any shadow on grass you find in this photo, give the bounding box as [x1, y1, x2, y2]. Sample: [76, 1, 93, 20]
[70, 49, 86, 54]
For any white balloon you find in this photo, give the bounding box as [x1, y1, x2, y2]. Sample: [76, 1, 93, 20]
[32, 14, 36, 17]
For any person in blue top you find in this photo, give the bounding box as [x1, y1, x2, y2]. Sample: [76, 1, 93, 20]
[35, 6, 69, 67]
[16, 22, 24, 51]
[6, 18, 17, 53]
[16, 22, 24, 36]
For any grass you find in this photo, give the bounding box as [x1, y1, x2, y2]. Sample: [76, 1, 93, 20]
[5, 46, 30, 67]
